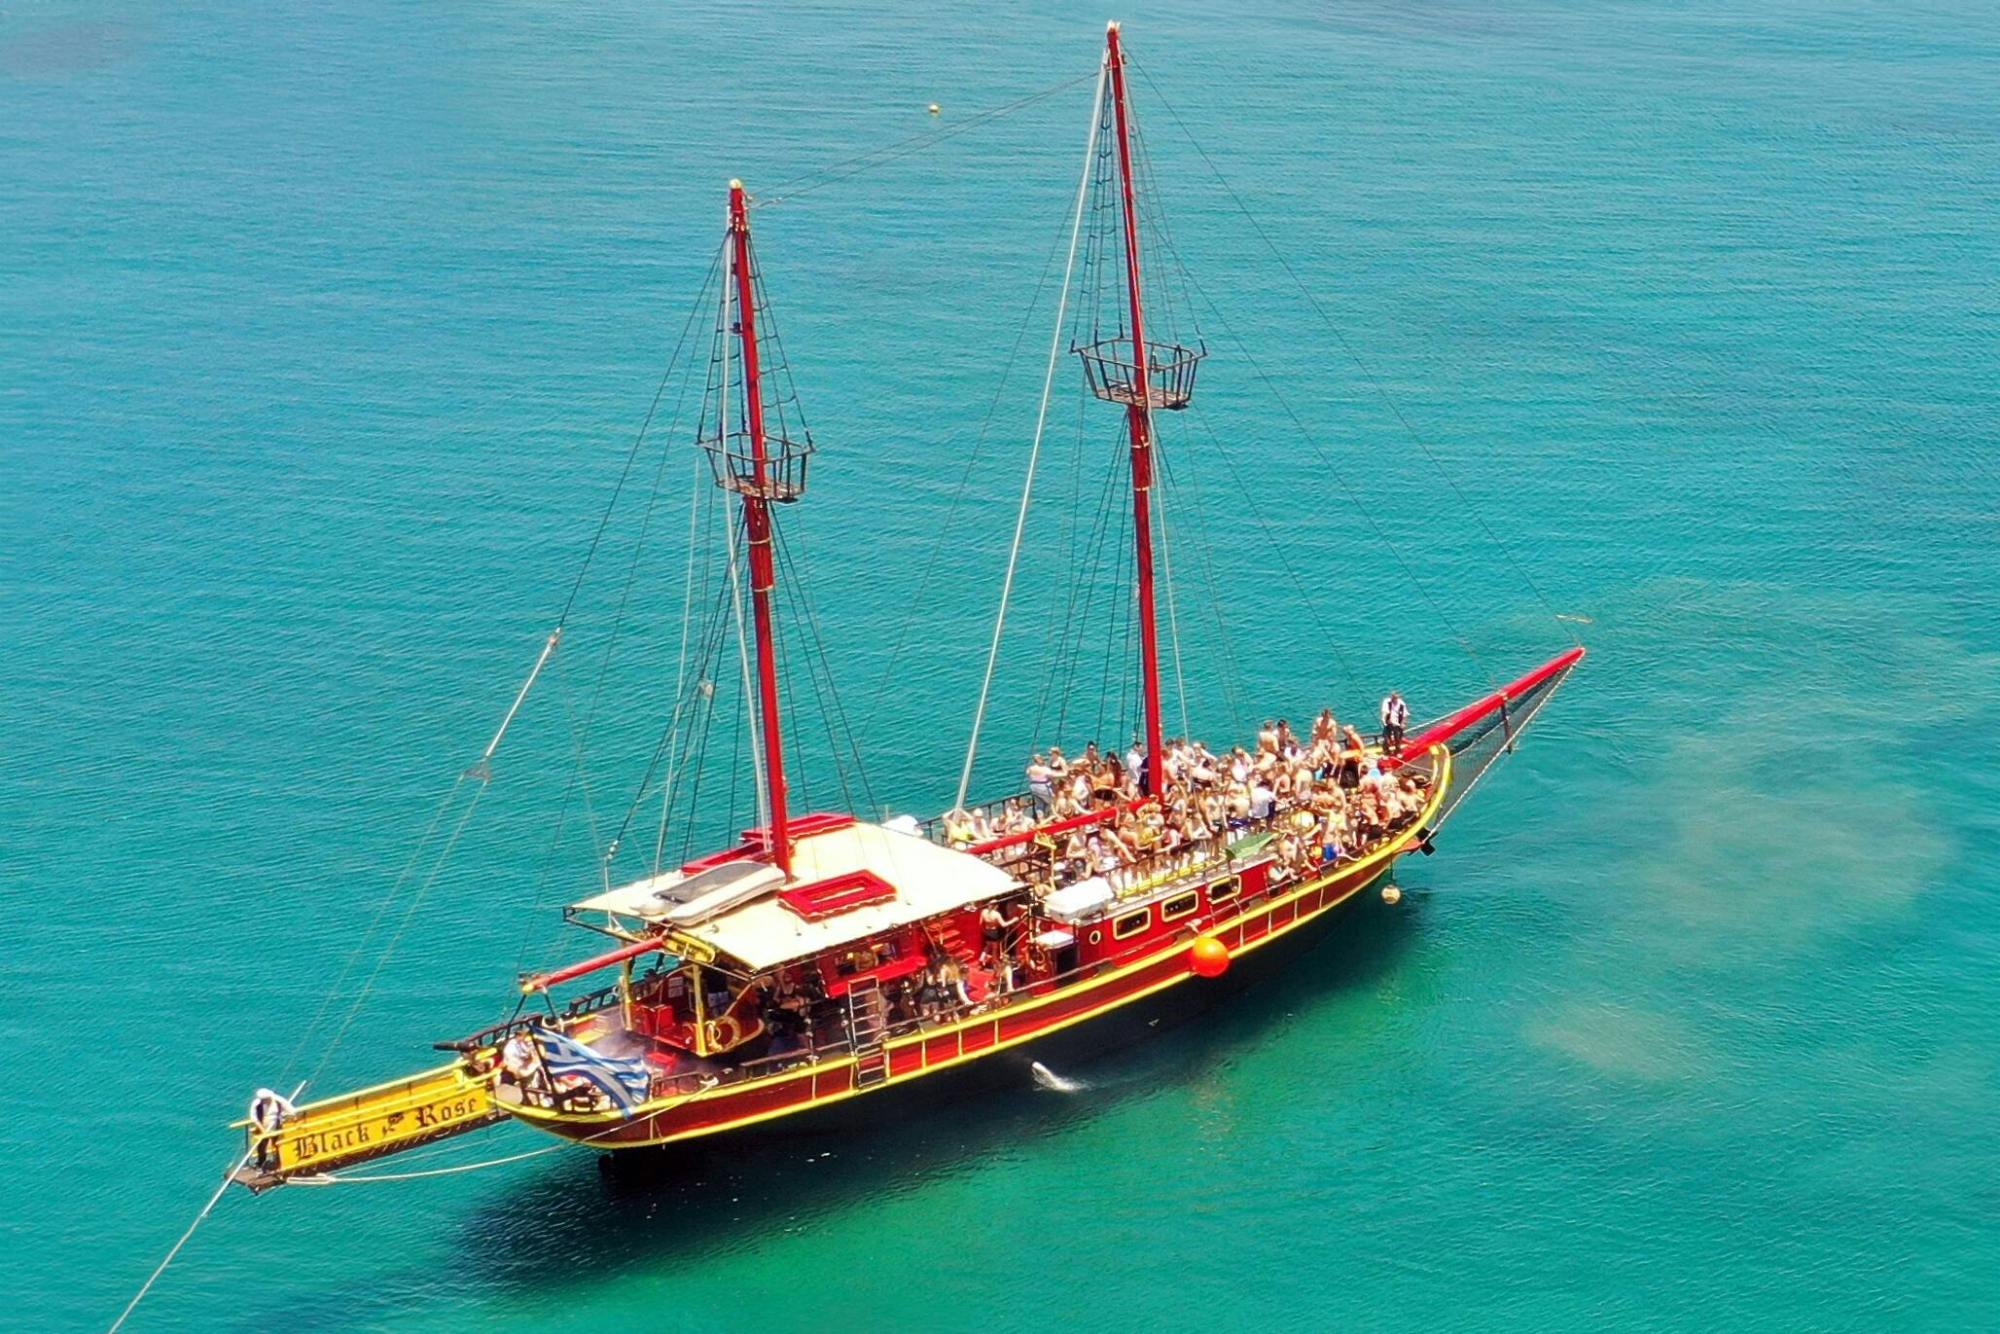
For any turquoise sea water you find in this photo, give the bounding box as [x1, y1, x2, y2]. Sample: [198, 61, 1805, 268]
[5, 1, 1998, 1328]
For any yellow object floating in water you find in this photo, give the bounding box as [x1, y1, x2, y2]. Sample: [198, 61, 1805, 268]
[1381, 884, 1402, 905]
[928, 102, 942, 116]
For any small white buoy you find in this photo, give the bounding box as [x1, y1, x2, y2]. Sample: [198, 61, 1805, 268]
[1381, 884, 1402, 905]
[927, 102, 942, 116]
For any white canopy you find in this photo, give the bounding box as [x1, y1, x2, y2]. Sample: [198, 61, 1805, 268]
[1042, 875, 1115, 923]
[571, 820, 1021, 972]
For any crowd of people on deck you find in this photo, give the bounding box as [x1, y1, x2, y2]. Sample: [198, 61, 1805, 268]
[942, 698, 1432, 890]
[750, 922, 1025, 1053]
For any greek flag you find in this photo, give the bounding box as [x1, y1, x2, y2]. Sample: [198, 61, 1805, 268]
[534, 1028, 652, 1112]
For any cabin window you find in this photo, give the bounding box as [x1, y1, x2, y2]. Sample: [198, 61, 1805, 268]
[1208, 875, 1240, 905]
[1161, 891, 1200, 921]
[1112, 909, 1151, 940]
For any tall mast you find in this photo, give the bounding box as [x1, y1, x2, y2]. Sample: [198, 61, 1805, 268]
[726, 180, 792, 876]
[1105, 22, 1165, 797]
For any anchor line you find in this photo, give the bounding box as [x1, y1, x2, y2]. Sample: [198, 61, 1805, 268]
[107, 1080, 305, 1334]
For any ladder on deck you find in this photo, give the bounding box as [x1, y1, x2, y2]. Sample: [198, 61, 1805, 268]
[845, 975, 890, 1090]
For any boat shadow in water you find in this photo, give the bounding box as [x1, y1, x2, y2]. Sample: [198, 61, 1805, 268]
[438, 886, 1430, 1293]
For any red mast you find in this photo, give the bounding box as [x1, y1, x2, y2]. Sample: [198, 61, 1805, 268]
[1105, 23, 1166, 797]
[727, 180, 792, 876]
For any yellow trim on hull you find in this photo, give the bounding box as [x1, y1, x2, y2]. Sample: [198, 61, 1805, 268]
[510, 748, 1451, 1148]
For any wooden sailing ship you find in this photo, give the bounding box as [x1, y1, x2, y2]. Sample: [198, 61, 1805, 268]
[233, 23, 1584, 1191]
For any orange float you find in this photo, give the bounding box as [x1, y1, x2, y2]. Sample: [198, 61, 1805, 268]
[1189, 935, 1230, 978]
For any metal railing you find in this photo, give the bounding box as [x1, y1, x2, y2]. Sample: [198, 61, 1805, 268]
[700, 429, 813, 502]
[1074, 337, 1206, 410]
[440, 977, 634, 1055]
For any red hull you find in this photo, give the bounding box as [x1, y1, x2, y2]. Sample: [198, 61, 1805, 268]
[512, 792, 1434, 1151]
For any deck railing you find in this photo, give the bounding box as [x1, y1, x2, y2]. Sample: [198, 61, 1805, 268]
[442, 975, 638, 1056]
[500, 766, 1440, 1112]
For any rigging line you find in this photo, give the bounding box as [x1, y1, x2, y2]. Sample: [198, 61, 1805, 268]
[858, 117, 1096, 743]
[609, 575, 735, 877]
[1067, 449, 1127, 743]
[957, 54, 1108, 811]
[652, 579, 733, 873]
[1114, 478, 1136, 745]
[298, 1107, 639, 1184]
[773, 520, 876, 814]
[1098, 486, 1136, 746]
[549, 653, 604, 858]
[1155, 409, 1253, 729]
[676, 691, 714, 867]
[565, 298, 710, 860]
[292, 1143, 563, 1185]
[800, 543, 876, 814]
[661, 483, 730, 867]
[656, 455, 707, 872]
[106, 1080, 307, 1334]
[278, 777, 460, 1084]
[1154, 460, 1192, 740]
[668, 644, 723, 871]
[779, 567, 853, 815]
[523, 244, 721, 922]
[1060, 438, 1123, 712]
[1131, 59, 1579, 651]
[558, 247, 724, 628]
[776, 631, 811, 813]
[727, 655, 749, 839]
[1029, 386, 1082, 739]
[1176, 402, 1367, 696]
[1043, 439, 1124, 743]
[1436, 670, 1574, 825]
[722, 505, 769, 837]
[704, 254, 769, 848]
[1030, 386, 1093, 743]
[1162, 224, 1494, 689]
[759, 72, 1099, 207]
[310, 785, 489, 1089]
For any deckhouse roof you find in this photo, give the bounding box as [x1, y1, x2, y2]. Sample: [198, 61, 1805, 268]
[571, 819, 1021, 972]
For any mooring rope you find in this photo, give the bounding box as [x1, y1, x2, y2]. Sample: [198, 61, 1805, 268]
[106, 1151, 251, 1333]
[758, 72, 1097, 209]
[108, 1080, 305, 1333]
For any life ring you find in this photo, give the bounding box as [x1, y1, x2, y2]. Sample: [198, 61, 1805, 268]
[703, 1015, 744, 1051]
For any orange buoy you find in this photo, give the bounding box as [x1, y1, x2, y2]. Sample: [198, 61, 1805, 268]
[1189, 935, 1230, 978]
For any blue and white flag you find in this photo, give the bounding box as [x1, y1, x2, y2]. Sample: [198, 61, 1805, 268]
[533, 1028, 652, 1112]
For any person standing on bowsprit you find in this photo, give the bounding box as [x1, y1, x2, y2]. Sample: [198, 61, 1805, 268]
[1380, 690, 1410, 754]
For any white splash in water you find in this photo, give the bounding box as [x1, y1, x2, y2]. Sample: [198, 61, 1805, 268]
[1030, 1061, 1087, 1093]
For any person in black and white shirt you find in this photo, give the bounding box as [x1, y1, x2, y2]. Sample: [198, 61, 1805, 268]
[1380, 690, 1409, 753]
